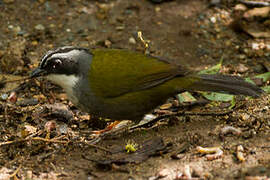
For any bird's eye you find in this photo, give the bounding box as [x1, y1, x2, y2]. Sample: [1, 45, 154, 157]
[52, 59, 62, 69]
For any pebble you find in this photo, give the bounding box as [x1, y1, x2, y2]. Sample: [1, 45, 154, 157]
[17, 31, 26, 36]
[44, 120, 56, 132]
[128, 37, 136, 44]
[155, 7, 161, 12]
[116, 26, 125, 30]
[46, 103, 74, 121]
[8, 25, 14, 29]
[104, 39, 112, 48]
[58, 124, 68, 134]
[49, 24, 55, 28]
[31, 41, 38, 46]
[143, 114, 156, 121]
[12, 26, 21, 33]
[234, 4, 247, 11]
[24, 125, 37, 134]
[26, 170, 33, 179]
[242, 113, 250, 121]
[236, 63, 249, 73]
[0, 93, 8, 100]
[16, 98, 38, 107]
[239, 54, 246, 60]
[34, 24, 45, 31]
[7, 91, 17, 103]
[210, 17, 217, 23]
[159, 103, 172, 110]
[252, 43, 260, 50]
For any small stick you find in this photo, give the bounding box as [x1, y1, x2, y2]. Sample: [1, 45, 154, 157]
[82, 141, 112, 153]
[238, 0, 270, 7]
[197, 146, 223, 160]
[236, 145, 245, 162]
[0, 139, 27, 146]
[0, 135, 68, 147]
[137, 31, 150, 54]
[220, 126, 242, 138]
[1, 77, 30, 84]
[31, 137, 68, 144]
[176, 110, 233, 116]
[183, 165, 192, 179]
[9, 164, 22, 178]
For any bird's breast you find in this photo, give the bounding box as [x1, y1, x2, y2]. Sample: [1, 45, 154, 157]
[46, 74, 80, 105]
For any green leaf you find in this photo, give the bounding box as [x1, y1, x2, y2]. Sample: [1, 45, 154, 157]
[177, 91, 197, 103]
[198, 56, 223, 75]
[201, 92, 234, 102]
[245, 77, 255, 85]
[245, 72, 270, 85]
[198, 57, 236, 104]
[262, 86, 270, 93]
[229, 97, 236, 109]
[254, 72, 270, 82]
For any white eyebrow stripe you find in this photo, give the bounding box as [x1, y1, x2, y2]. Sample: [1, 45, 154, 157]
[40, 50, 54, 66]
[50, 49, 81, 59]
[40, 48, 82, 68]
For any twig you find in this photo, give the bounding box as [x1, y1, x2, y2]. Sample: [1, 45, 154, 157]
[37, 150, 60, 162]
[236, 145, 245, 162]
[1, 77, 30, 84]
[0, 139, 27, 146]
[80, 140, 112, 153]
[176, 110, 233, 116]
[238, 0, 270, 7]
[31, 137, 68, 144]
[197, 146, 223, 160]
[0, 135, 68, 147]
[137, 31, 150, 54]
[25, 130, 43, 139]
[9, 164, 22, 178]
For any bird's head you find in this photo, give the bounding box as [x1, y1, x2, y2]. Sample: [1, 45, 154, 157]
[31, 46, 92, 91]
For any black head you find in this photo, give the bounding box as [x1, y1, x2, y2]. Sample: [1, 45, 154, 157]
[31, 46, 91, 78]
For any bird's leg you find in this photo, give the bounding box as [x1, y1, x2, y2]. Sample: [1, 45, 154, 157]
[92, 120, 121, 134]
[91, 114, 158, 135]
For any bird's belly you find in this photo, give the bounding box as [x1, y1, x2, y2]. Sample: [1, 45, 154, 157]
[79, 89, 175, 121]
[76, 77, 180, 121]
[82, 99, 160, 121]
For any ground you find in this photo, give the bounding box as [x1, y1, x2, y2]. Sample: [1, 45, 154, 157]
[0, 0, 270, 179]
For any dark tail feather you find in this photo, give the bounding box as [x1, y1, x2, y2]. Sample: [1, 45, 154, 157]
[186, 74, 264, 97]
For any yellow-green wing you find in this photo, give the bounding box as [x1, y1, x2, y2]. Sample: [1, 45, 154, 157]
[89, 49, 184, 98]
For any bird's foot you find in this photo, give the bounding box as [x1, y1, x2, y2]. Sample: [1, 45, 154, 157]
[92, 120, 133, 135]
[92, 120, 121, 134]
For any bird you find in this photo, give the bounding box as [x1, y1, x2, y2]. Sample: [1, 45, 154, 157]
[31, 46, 263, 122]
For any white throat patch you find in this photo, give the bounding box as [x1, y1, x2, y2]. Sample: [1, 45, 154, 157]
[46, 74, 79, 104]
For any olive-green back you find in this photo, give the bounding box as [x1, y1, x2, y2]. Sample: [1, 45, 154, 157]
[89, 49, 183, 98]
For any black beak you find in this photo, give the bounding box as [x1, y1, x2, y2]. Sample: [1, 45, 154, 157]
[30, 68, 47, 78]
